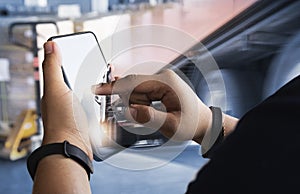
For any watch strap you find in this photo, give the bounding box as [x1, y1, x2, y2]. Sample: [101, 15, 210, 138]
[27, 140, 94, 180]
[201, 106, 224, 158]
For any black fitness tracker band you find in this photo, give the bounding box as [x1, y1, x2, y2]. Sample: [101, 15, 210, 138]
[201, 106, 224, 158]
[27, 141, 94, 180]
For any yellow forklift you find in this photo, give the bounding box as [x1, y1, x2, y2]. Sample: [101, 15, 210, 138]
[0, 109, 37, 161]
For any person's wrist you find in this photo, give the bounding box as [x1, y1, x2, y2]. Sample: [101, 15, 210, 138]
[42, 130, 93, 161]
[192, 105, 213, 144]
[200, 106, 225, 157]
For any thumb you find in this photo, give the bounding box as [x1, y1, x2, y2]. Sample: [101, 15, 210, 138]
[42, 41, 68, 95]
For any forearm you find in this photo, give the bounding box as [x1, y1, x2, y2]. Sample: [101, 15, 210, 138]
[33, 155, 91, 194]
[31, 130, 93, 194]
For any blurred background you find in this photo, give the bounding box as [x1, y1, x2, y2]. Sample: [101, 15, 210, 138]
[1, 0, 300, 193]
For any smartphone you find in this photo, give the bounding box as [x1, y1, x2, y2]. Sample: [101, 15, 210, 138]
[48, 31, 125, 161]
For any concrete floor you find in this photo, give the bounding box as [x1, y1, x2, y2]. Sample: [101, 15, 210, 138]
[0, 143, 207, 194]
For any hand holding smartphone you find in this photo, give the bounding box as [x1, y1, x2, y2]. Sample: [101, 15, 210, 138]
[48, 31, 123, 161]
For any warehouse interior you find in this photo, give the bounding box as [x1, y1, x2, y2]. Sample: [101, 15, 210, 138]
[1, 0, 300, 193]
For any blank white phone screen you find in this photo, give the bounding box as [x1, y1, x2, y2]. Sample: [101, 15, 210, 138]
[51, 32, 107, 90]
[51, 32, 108, 126]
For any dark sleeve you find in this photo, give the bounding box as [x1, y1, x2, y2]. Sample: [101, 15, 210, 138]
[186, 75, 300, 194]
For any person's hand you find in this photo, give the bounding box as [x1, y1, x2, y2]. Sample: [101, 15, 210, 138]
[92, 70, 213, 143]
[41, 41, 92, 159]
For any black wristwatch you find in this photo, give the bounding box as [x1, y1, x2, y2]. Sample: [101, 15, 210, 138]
[27, 140, 94, 180]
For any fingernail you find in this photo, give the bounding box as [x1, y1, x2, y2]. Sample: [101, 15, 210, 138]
[44, 42, 53, 54]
